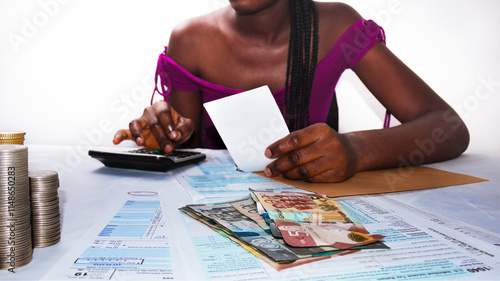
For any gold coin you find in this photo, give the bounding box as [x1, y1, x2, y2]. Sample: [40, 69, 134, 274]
[0, 132, 26, 145]
[0, 132, 25, 138]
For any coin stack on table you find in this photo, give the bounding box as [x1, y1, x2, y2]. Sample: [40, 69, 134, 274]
[0, 145, 32, 270]
[29, 170, 61, 248]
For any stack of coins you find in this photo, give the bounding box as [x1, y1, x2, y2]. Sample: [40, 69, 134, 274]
[0, 132, 26, 145]
[0, 145, 32, 270]
[29, 170, 61, 248]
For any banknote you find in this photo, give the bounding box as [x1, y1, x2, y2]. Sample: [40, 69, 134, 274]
[228, 197, 345, 255]
[275, 220, 386, 248]
[229, 197, 271, 234]
[222, 230, 344, 271]
[228, 196, 388, 255]
[181, 204, 364, 270]
[251, 190, 344, 213]
[250, 190, 386, 248]
[251, 190, 352, 225]
[184, 202, 300, 262]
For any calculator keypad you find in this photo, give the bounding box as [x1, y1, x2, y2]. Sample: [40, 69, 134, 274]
[128, 149, 201, 160]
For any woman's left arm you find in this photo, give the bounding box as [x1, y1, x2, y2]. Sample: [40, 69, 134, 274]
[348, 42, 469, 171]
[264, 42, 469, 183]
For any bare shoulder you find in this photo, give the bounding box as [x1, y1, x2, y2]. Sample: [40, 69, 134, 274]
[315, 2, 363, 46]
[166, 10, 223, 74]
[316, 2, 362, 27]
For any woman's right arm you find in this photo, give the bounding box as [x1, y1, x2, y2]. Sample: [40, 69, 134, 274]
[113, 20, 204, 152]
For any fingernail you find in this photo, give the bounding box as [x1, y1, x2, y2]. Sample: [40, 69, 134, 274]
[265, 148, 272, 158]
[165, 144, 173, 152]
[264, 167, 272, 177]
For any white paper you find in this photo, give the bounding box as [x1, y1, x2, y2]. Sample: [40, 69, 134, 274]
[203, 86, 289, 172]
[172, 149, 297, 201]
[41, 187, 174, 281]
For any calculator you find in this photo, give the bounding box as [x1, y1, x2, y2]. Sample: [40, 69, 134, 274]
[88, 148, 206, 172]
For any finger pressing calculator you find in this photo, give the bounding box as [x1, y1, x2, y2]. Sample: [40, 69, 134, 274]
[88, 148, 206, 172]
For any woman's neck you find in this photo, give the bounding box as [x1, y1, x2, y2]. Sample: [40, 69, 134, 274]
[224, 1, 291, 46]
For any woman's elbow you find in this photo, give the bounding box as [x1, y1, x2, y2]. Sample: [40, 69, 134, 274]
[445, 112, 470, 159]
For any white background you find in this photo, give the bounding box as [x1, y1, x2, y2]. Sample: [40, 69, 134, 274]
[1, 0, 499, 155]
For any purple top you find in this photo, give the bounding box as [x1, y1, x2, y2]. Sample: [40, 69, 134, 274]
[152, 19, 386, 148]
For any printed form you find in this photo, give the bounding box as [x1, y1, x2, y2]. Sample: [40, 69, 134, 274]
[173, 149, 296, 201]
[42, 187, 174, 280]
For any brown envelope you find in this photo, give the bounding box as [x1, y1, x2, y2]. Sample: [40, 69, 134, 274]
[256, 166, 488, 198]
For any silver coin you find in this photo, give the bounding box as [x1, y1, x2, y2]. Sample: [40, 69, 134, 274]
[26, 169, 62, 249]
[0, 146, 32, 267]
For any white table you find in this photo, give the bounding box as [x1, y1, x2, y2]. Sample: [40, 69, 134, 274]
[1, 145, 499, 280]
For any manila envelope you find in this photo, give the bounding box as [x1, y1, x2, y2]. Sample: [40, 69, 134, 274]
[256, 166, 488, 198]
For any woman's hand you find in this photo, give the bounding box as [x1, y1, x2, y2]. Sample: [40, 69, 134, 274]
[263, 123, 358, 183]
[113, 100, 195, 153]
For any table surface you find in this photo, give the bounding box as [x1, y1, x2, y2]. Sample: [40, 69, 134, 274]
[1, 145, 499, 280]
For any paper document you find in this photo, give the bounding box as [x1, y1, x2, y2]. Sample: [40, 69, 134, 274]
[203, 86, 289, 172]
[172, 149, 296, 200]
[42, 189, 173, 280]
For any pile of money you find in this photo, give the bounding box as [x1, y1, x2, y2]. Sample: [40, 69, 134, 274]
[180, 190, 387, 270]
[0, 145, 33, 271]
[29, 170, 61, 248]
[0, 132, 26, 145]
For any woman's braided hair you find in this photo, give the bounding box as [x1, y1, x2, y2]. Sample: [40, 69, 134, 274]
[285, 0, 319, 131]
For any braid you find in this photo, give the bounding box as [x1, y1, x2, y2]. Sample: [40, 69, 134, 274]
[285, 0, 319, 131]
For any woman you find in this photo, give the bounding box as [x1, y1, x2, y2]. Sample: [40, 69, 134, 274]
[113, 0, 469, 183]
